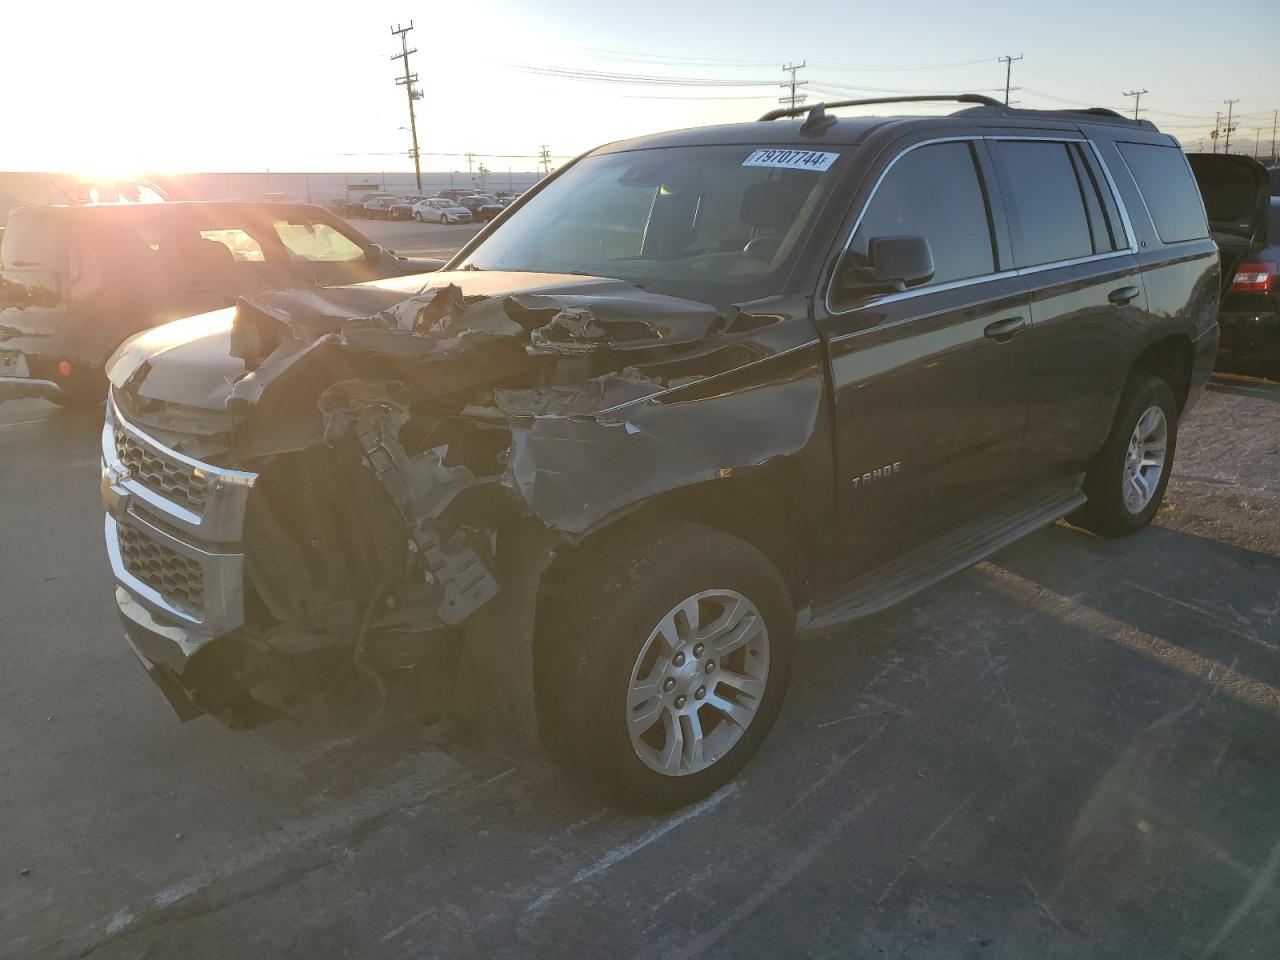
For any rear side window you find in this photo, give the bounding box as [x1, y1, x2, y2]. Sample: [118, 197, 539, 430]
[1116, 142, 1208, 244]
[991, 141, 1094, 267]
[846, 141, 996, 291]
[199, 228, 265, 262]
[0, 211, 66, 301]
[0, 211, 62, 270]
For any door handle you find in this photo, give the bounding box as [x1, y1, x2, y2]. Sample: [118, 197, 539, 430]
[983, 316, 1026, 342]
[1108, 285, 1140, 305]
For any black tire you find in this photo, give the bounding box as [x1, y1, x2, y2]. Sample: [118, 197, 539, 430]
[539, 521, 793, 811]
[1069, 373, 1177, 537]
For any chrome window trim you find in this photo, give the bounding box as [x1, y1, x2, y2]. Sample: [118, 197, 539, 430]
[825, 249, 1139, 346]
[823, 134, 1140, 319]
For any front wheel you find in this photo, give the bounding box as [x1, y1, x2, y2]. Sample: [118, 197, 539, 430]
[539, 522, 793, 811]
[1069, 373, 1177, 537]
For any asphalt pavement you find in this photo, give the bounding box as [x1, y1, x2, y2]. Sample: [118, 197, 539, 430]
[1, 318, 1278, 956]
[349, 216, 483, 261]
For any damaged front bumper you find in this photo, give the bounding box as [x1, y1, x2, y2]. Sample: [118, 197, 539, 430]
[101, 395, 258, 717]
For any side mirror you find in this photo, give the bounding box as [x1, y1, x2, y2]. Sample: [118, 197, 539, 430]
[837, 235, 934, 295]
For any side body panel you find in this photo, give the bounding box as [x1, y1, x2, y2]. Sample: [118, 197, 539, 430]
[1094, 136, 1220, 406]
[812, 128, 1035, 576]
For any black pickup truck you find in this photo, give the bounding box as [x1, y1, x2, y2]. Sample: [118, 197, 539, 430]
[99, 96, 1264, 810]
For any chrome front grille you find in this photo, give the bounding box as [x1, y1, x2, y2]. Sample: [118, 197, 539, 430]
[117, 521, 204, 613]
[113, 428, 210, 515]
[103, 394, 257, 636]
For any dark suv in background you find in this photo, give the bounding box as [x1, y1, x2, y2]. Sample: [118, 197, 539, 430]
[99, 95, 1263, 809]
[1190, 154, 1279, 378]
[0, 201, 438, 403]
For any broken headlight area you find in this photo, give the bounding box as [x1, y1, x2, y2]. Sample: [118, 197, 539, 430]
[111, 277, 816, 747]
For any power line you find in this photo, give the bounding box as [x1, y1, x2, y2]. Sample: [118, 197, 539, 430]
[808, 56, 996, 72]
[998, 54, 1023, 106]
[389, 22, 423, 192]
[780, 61, 808, 110]
[501, 63, 773, 87]
[810, 79, 1004, 97]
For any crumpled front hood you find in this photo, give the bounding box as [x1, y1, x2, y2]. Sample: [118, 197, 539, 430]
[106, 307, 245, 409]
[107, 271, 724, 412]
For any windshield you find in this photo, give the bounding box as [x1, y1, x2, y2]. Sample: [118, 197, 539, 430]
[458, 144, 843, 302]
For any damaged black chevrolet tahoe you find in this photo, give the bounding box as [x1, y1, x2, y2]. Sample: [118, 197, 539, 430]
[101, 95, 1257, 810]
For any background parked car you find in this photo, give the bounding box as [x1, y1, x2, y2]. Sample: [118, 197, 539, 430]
[0, 201, 442, 404]
[1217, 195, 1279, 378]
[361, 195, 399, 220]
[1187, 154, 1275, 379]
[458, 195, 495, 219]
[476, 199, 509, 221]
[388, 196, 427, 221]
[332, 199, 367, 218]
[411, 197, 472, 224]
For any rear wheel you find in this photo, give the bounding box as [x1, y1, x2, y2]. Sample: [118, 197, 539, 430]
[1069, 374, 1177, 537]
[540, 522, 793, 811]
[414, 211, 423, 222]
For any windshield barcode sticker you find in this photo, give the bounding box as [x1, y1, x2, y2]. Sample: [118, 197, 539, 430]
[742, 149, 838, 171]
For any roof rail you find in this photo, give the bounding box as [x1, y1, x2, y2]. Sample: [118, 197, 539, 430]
[758, 93, 1004, 123]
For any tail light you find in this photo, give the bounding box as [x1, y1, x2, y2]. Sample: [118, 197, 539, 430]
[1231, 261, 1277, 293]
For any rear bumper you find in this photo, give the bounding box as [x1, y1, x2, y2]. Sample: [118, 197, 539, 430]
[0, 374, 65, 402]
[1216, 310, 1280, 365]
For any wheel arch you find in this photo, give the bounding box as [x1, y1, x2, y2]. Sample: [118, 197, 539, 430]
[1131, 334, 1193, 413]
[537, 474, 819, 615]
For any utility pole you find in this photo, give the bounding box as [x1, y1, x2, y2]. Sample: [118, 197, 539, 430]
[538, 145, 552, 176]
[1212, 111, 1221, 154]
[779, 61, 808, 111]
[1122, 88, 1147, 121]
[390, 22, 423, 192]
[465, 152, 476, 175]
[1270, 110, 1277, 163]
[1223, 98, 1238, 153]
[998, 54, 1023, 106]
[1253, 129, 1264, 159]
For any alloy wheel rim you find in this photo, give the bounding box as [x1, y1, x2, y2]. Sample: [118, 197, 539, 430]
[626, 589, 770, 777]
[1122, 404, 1168, 514]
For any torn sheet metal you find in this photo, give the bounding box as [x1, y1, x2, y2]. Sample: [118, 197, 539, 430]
[505, 352, 827, 535]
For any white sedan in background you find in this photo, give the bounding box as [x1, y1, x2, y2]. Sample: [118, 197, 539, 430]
[411, 198, 473, 224]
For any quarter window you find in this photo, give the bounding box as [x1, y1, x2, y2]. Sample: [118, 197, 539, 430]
[844, 141, 996, 294]
[1117, 142, 1209, 244]
[991, 141, 1094, 267]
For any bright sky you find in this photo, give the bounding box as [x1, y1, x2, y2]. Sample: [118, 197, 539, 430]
[4, 0, 1278, 174]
